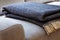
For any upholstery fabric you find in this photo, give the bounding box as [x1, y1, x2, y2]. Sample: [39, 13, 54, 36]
[1, 16, 60, 40]
[0, 16, 47, 40]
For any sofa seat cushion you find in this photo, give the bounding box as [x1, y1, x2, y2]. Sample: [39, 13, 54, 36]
[1, 16, 60, 40]
[0, 16, 49, 40]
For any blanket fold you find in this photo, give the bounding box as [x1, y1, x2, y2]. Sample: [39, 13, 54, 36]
[6, 14, 45, 27]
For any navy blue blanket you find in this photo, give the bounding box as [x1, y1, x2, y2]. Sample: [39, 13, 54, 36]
[3, 2, 60, 21]
[2, 2, 60, 27]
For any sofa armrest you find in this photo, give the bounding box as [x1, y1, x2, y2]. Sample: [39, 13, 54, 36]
[0, 24, 25, 40]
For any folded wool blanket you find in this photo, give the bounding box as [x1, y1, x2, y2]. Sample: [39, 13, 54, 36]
[3, 2, 60, 22]
[2, 2, 60, 35]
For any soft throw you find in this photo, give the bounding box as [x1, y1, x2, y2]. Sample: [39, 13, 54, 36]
[3, 2, 60, 22]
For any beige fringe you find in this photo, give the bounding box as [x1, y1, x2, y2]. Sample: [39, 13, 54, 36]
[43, 19, 60, 35]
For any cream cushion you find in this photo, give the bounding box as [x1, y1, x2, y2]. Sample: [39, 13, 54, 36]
[0, 16, 49, 40]
[1, 16, 60, 40]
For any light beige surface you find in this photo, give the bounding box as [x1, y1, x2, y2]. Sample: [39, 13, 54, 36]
[0, 24, 25, 40]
